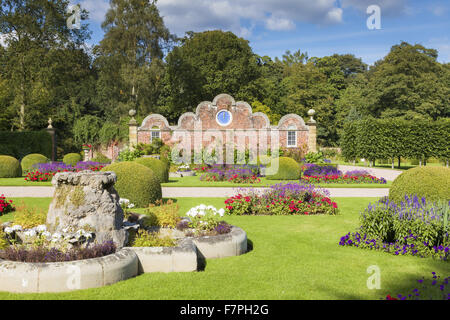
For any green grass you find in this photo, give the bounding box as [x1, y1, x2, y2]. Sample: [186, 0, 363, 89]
[334, 159, 447, 171]
[161, 176, 392, 188]
[0, 197, 447, 300]
[0, 178, 52, 186]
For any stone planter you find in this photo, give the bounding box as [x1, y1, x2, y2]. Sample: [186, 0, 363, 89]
[169, 171, 196, 178]
[191, 226, 247, 259]
[0, 248, 138, 293]
[130, 238, 197, 273]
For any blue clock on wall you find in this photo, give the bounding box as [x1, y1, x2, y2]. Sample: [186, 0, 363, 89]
[216, 110, 232, 126]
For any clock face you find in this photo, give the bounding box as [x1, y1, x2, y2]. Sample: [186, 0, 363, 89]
[216, 110, 232, 126]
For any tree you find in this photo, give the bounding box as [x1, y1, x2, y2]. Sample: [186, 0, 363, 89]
[366, 42, 449, 119]
[159, 30, 261, 121]
[95, 0, 174, 119]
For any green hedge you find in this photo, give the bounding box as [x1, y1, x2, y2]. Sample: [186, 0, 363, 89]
[134, 157, 169, 183]
[101, 162, 162, 207]
[0, 130, 52, 160]
[266, 157, 301, 180]
[340, 118, 450, 164]
[21, 154, 49, 173]
[389, 167, 450, 204]
[0, 155, 22, 178]
[63, 153, 82, 166]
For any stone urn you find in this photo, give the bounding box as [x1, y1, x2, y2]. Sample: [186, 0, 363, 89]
[46, 171, 127, 248]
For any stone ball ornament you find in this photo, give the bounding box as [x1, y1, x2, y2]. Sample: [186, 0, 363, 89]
[307, 109, 316, 123]
[129, 109, 137, 117]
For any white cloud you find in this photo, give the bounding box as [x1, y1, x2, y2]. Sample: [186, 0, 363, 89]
[72, 0, 110, 23]
[426, 37, 450, 63]
[429, 5, 447, 17]
[265, 16, 295, 31]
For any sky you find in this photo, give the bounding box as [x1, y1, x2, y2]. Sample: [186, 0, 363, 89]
[70, 0, 449, 65]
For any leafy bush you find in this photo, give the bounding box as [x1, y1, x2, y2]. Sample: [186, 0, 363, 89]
[389, 167, 450, 204]
[13, 204, 47, 229]
[340, 196, 450, 261]
[143, 200, 181, 228]
[63, 153, 82, 166]
[266, 157, 301, 180]
[135, 157, 169, 183]
[0, 130, 52, 160]
[304, 151, 328, 164]
[0, 230, 8, 250]
[101, 162, 162, 207]
[21, 153, 49, 173]
[0, 155, 22, 178]
[130, 230, 176, 247]
[198, 164, 262, 184]
[0, 195, 15, 216]
[91, 153, 111, 164]
[118, 148, 143, 161]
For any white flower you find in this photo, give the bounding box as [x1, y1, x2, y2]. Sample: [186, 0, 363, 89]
[4, 227, 13, 234]
[119, 198, 130, 205]
[52, 232, 62, 239]
[35, 225, 47, 233]
[42, 231, 51, 238]
[23, 229, 36, 238]
[62, 227, 70, 233]
[11, 225, 22, 232]
[218, 208, 225, 217]
[128, 203, 135, 209]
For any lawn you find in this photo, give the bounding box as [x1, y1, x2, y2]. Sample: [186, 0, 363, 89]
[0, 178, 52, 186]
[161, 176, 392, 188]
[0, 196, 447, 300]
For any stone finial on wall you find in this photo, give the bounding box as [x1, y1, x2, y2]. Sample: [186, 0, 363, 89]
[307, 109, 317, 153]
[128, 109, 138, 150]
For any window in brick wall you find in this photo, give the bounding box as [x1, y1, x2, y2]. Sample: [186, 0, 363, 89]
[151, 126, 160, 142]
[287, 130, 297, 147]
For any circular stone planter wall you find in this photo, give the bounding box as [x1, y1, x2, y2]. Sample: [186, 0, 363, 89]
[191, 226, 247, 259]
[130, 238, 197, 273]
[0, 248, 138, 293]
[169, 171, 196, 178]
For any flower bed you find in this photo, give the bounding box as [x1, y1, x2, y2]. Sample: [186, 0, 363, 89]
[0, 195, 14, 216]
[25, 161, 107, 182]
[339, 196, 450, 261]
[385, 272, 449, 300]
[225, 182, 338, 215]
[301, 165, 387, 184]
[198, 164, 262, 184]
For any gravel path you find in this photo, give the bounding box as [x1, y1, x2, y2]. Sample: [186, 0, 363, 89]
[337, 165, 402, 181]
[0, 186, 388, 198]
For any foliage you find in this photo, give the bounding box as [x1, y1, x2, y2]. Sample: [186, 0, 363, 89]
[251, 100, 280, 124]
[135, 157, 169, 183]
[62, 153, 82, 166]
[130, 230, 176, 247]
[0, 241, 117, 263]
[184, 205, 230, 236]
[20, 153, 49, 173]
[198, 164, 262, 184]
[118, 148, 143, 162]
[266, 157, 301, 180]
[225, 183, 338, 216]
[13, 204, 47, 229]
[385, 273, 449, 300]
[0, 131, 53, 160]
[340, 118, 450, 165]
[304, 151, 328, 164]
[101, 162, 162, 207]
[91, 153, 112, 164]
[0, 195, 15, 216]
[340, 196, 450, 261]
[0, 155, 22, 178]
[389, 167, 450, 204]
[302, 163, 339, 176]
[73, 115, 103, 146]
[143, 200, 181, 228]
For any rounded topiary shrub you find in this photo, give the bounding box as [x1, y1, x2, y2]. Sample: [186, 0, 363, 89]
[63, 153, 82, 166]
[0, 155, 22, 178]
[21, 153, 49, 172]
[134, 157, 169, 183]
[389, 167, 450, 204]
[91, 153, 111, 164]
[101, 162, 162, 207]
[266, 157, 301, 180]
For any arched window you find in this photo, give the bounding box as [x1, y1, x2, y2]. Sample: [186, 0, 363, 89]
[151, 126, 161, 142]
[287, 125, 297, 148]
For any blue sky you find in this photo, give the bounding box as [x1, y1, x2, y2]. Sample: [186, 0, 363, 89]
[73, 0, 449, 65]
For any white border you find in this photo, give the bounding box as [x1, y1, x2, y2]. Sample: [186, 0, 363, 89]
[216, 110, 233, 127]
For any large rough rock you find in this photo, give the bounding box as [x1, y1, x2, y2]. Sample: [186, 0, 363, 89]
[46, 171, 127, 248]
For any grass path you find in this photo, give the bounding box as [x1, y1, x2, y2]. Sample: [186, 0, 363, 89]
[0, 197, 447, 299]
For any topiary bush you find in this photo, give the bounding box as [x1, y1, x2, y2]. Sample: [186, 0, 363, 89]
[63, 153, 82, 166]
[0, 155, 22, 178]
[389, 167, 450, 204]
[134, 157, 169, 183]
[21, 153, 49, 173]
[101, 162, 162, 207]
[91, 153, 111, 164]
[266, 157, 301, 180]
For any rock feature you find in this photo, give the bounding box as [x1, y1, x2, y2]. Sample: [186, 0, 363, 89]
[46, 171, 127, 248]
